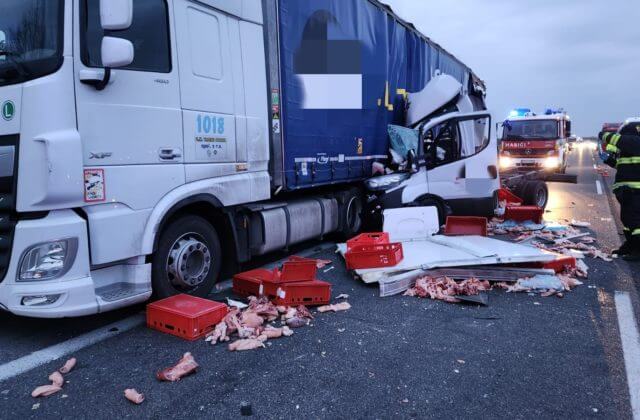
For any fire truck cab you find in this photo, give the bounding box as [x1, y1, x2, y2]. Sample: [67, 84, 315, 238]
[499, 109, 571, 174]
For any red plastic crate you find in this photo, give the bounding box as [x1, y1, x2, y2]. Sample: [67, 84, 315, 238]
[445, 216, 488, 237]
[147, 294, 228, 341]
[232, 268, 276, 297]
[272, 280, 332, 306]
[504, 205, 544, 224]
[346, 242, 404, 270]
[346, 232, 390, 251]
[280, 260, 317, 283]
[260, 263, 318, 298]
[498, 188, 524, 205]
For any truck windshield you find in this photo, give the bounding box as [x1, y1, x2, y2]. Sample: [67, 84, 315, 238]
[0, 0, 64, 87]
[502, 120, 559, 140]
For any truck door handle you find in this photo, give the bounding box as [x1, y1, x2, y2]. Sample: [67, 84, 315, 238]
[159, 148, 182, 161]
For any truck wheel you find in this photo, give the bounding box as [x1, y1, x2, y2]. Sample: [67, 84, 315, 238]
[151, 216, 222, 299]
[339, 192, 363, 239]
[521, 181, 548, 209]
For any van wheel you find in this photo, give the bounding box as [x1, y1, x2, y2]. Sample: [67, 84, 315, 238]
[339, 192, 363, 239]
[152, 216, 222, 299]
[521, 181, 548, 209]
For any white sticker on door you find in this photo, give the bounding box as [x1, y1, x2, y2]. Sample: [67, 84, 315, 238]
[84, 169, 105, 202]
[190, 112, 236, 162]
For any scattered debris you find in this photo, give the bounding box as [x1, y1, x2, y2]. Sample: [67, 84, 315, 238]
[336, 294, 350, 300]
[229, 338, 266, 352]
[317, 302, 352, 313]
[404, 277, 491, 303]
[59, 358, 76, 374]
[227, 298, 248, 309]
[240, 402, 253, 416]
[157, 353, 199, 382]
[49, 372, 64, 388]
[32, 358, 77, 398]
[570, 220, 591, 228]
[31, 384, 62, 398]
[205, 297, 317, 349]
[124, 389, 145, 405]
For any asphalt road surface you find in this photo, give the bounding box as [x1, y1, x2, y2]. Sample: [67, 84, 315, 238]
[1, 142, 639, 419]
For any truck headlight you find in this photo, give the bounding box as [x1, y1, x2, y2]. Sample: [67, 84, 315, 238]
[365, 173, 410, 191]
[18, 239, 78, 281]
[544, 157, 560, 169]
[499, 156, 514, 169]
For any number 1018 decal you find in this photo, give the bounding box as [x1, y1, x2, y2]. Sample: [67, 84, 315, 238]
[196, 114, 225, 135]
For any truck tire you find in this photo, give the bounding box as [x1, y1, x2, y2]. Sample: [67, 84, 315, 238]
[339, 191, 363, 239]
[151, 216, 222, 299]
[521, 181, 548, 209]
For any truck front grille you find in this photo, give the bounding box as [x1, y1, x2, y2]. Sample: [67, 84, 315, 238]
[509, 149, 550, 157]
[0, 135, 18, 283]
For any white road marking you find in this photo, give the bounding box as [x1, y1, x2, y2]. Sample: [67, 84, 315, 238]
[0, 314, 144, 382]
[615, 291, 640, 420]
[596, 180, 603, 195]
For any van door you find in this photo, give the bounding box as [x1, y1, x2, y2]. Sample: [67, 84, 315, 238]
[173, 0, 244, 182]
[423, 113, 496, 201]
[74, 0, 183, 169]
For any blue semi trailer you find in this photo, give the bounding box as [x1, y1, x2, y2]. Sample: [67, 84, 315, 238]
[266, 0, 487, 191]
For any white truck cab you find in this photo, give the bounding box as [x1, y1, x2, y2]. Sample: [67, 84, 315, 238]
[0, 0, 272, 317]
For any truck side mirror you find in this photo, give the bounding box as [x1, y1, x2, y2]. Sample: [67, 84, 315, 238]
[100, 0, 133, 30]
[101, 36, 134, 68]
[83, 0, 134, 91]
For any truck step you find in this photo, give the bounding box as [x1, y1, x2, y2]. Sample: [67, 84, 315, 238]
[96, 282, 150, 303]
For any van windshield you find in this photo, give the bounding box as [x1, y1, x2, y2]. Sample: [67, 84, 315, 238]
[0, 0, 64, 87]
[502, 120, 559, 140]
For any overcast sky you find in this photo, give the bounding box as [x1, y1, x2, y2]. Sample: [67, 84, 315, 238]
[384, 0, 640, 135]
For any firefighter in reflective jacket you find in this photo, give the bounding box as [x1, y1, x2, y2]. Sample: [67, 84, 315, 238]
[602, 123, 640, 261]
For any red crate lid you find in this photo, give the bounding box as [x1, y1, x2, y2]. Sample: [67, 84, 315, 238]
[148, 294, 227, 319]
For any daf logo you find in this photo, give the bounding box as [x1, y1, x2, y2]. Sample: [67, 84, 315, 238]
[89, 152, 113, 159]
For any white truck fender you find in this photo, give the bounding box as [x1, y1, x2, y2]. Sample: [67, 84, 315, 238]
[140, 171, 270, 254]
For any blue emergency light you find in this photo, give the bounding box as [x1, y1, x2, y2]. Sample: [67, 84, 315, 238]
[509, 108, 532, 118]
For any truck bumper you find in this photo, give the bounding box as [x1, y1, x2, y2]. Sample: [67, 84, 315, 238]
[0, 210, 99, 318]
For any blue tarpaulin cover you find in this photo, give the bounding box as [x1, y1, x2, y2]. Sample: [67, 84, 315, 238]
[277, 0, 477, 190]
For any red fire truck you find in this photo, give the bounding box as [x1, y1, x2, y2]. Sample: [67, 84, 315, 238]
[499, 109, 572, 173]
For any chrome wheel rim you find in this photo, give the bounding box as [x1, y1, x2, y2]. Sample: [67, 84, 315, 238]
[166, 233, 211, 290]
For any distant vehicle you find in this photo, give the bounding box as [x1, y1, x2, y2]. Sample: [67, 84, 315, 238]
[567, 135, 578, 150]
[499, 109, 572, 173]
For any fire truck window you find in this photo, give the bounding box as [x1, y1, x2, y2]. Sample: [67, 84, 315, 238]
[81, 0, 172, 73]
